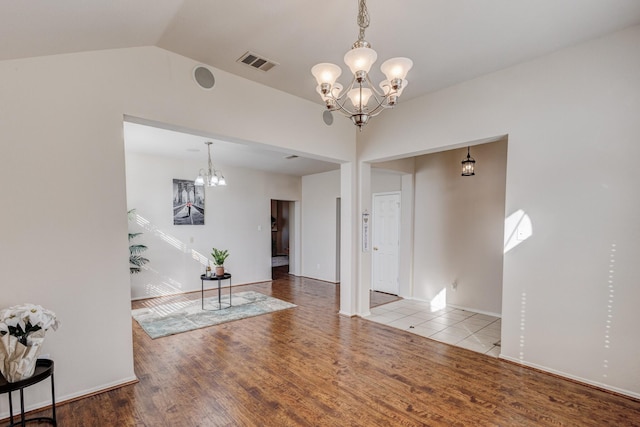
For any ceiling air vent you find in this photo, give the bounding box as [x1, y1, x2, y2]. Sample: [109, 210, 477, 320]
[237, 51, 278, 72]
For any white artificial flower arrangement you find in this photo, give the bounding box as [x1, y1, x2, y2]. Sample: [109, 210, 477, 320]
[0, 304, 60, 382]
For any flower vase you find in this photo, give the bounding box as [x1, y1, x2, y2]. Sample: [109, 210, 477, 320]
[0, 329, 45, 382]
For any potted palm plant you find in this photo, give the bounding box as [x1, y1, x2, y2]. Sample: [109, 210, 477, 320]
[128, 209, 149, 274]
[211, 248, 229, 276]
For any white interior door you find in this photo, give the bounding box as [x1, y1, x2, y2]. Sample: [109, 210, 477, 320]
[372, 192, 400, 294]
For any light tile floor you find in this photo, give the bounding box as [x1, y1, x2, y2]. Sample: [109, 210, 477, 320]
[366, 298, 502, 357]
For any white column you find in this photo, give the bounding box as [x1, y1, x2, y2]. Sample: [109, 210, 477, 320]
[339, 162, 358, 316]
[357, 161, 372, 316]
[398, 173, 415, 298]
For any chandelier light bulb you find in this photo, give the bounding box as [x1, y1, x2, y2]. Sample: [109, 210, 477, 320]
[381, 57, 413, 81]
[311, 63, 342, 86]
[347, 87, 373, 110]
[194, 172, 205, 186]
[343, 47, 378, 75]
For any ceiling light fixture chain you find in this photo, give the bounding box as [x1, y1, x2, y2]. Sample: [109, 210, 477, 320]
[356, 0, 370, 44]
[195, 141, 227, 187]
[311, 0, 413, 130]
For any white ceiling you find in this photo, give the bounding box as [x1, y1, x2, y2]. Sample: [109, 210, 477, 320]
[5, 0, 640, 173]
[2, 0, 640, 103]
[124, 122, 340, 176]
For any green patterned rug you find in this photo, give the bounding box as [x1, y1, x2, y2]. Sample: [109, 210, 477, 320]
[132, 291, 296, 339]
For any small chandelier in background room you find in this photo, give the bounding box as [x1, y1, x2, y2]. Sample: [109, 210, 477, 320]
[311, 0, 413, 130]
[195, 141, 226, 187]
[461, 146, 476, 176]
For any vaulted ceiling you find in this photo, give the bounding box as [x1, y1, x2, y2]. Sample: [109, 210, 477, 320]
[3, 0, 640, 104]
[5, 1, 640, 174]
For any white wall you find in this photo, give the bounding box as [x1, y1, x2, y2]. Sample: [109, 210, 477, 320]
[371, 169, 402, 193]
[301, 170, 341, 282]
[0, 46, 354, 417]
[125, 152, 301, 299]
[412, 141, 507, 315]
[359, 25, 640, 397]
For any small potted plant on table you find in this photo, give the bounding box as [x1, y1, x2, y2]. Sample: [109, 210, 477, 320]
[211, 248, 229, 276]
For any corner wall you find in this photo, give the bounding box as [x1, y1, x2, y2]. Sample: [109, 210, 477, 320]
[412, 141, 507, 315]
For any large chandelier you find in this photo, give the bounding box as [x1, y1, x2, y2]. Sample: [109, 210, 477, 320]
[311, 0, 413, 130]
[195, 141, 226, 187]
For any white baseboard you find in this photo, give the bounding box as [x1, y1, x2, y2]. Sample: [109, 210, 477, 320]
[447, 303, 501, 318]
[499, 355, 640, 400]
[0, 375, 138, 420]
[400, 297, 502, 318]
[131, 278, 274, 301]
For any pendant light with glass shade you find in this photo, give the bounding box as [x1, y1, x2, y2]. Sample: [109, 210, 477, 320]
[195, 141, 226, 187]
[311, 0, 413, 130]
[461, 147, 476, 176]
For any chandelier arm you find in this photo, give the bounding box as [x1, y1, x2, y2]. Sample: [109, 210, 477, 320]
[366, 100, 389, 117]
[361, 85, 389, 116]
[332, 98, 356, 118]
[368, 103, 393, 117]
[334, 74, 357, 103]
[363, 74, 386, 99]
[324, 75, 358, 117]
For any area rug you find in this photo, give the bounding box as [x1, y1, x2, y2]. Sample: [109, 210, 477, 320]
[132, 291, 296, 339]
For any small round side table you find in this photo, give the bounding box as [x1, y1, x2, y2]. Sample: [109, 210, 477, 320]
[0, 359, 56, 426]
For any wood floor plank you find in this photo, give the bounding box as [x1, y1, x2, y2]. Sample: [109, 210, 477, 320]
[10, 271, 640, 426]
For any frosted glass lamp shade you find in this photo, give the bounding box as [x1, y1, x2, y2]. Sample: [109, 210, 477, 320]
[344, 47, 378, 74]
[347, 87, 373, 109]
[381, 57, 413, 81]
[311, 63, 342, 86]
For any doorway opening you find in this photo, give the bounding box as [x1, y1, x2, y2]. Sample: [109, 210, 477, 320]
[271, 199, 293, 278]
[366, 138, 508, 358]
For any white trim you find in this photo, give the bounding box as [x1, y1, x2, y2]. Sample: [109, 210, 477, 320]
[499, 355, 640, 400]
[402, 297, 502, 319]
[0, 375, 138, 420]
[447, 303, 501, 318]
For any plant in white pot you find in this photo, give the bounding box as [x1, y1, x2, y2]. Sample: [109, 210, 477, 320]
[211, 248, 229, 276]
[0, 304, 59, 382]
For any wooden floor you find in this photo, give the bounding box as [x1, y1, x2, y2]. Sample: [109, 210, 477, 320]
[18, 269, 640, 426]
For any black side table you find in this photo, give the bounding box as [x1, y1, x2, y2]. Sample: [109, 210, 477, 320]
[200, 273, 232, 310]
[0, 359, 56, 426]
